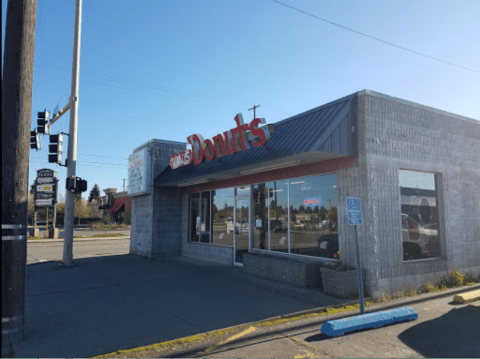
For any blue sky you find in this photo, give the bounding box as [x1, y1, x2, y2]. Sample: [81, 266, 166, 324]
[3, 0, 479, 199]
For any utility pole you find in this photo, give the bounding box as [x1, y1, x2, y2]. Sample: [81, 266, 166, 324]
[62, 0, 83, 266]
[248, 104, 260, 119]
[123, 178, 127, 192]
[2, 0, 37, 352]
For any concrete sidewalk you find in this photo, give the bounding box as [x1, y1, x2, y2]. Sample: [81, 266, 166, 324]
[10, 254, 348, 358]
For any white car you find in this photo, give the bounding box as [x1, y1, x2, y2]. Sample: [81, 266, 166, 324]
[401, 214, 439, 260]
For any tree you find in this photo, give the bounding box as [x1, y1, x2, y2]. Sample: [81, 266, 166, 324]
[88, 199, 102, 219]
[88, 183, 101, 203]
[74, 197, 91, 224]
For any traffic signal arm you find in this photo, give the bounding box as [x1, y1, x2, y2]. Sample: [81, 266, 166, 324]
[49, 102, 70, 126]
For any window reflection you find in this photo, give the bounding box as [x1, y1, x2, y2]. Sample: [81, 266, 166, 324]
[212, 188, 234, 246]
[269, 181, 289, 253]
[190, 193, 200, 242]
[253, 183, 268, 250]
[188, 174, 339, 260]
[199, 192, 211, 243]
[400, 170, 441, 260]
[289, 174, 338, 258]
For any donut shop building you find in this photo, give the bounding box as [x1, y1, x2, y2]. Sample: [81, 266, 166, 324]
[128, 90, 480, 298]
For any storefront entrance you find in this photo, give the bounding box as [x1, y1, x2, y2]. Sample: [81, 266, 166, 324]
[234, 196, 250, 265]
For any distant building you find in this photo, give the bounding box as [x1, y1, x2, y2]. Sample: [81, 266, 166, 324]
[100, 188, 131, 224]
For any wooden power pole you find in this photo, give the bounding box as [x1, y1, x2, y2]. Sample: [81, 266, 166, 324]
[2, 0, 37, 352]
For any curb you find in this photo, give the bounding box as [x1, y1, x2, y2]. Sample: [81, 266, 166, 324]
[94, 284, 480, 358]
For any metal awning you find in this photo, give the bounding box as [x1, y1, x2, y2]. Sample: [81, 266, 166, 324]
[155, 92, 357, 187]
[110, 198, 126, 213]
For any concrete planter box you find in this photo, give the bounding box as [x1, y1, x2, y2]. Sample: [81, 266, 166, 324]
[243, 253, 322, 288]
[320, 266, 361, 298]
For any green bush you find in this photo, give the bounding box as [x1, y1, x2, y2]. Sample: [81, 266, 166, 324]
[89, 222, 129, 230]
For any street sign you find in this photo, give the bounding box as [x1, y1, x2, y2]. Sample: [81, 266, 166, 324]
[346, 196, 365, 314]
[35, 199, 53, 206]
[347, 197, 363, 225]
[37, 168, 56, 178]
[37, 177, 54, 184]
[53, 103, 59, 118]
[37, 184, 54, 193]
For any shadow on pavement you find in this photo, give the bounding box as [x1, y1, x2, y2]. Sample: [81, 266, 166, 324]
[398, 305, 480, 358]
[17, 254, 347, 358]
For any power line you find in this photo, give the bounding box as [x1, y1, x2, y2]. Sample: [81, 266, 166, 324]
[30, 161, 127, 168]
[77, 153, 128, 160]
[35, 64, 292, 119]
[272, 0, 480, 74]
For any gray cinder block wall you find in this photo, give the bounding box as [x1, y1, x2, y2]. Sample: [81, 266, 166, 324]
[337, 90, 480, 298]
[130, 140, 186, 258]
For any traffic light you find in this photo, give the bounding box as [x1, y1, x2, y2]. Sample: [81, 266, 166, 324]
[76, 177, 87, 193]
[37, 110, 49, 134]
[30, 129, 41, 150]
[66, 176, 76, 192]
[66, 176, 87, 193]
[48, 133, 63, 164]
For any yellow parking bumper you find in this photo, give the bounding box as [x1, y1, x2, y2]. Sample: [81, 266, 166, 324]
[453, 289, 480, 304]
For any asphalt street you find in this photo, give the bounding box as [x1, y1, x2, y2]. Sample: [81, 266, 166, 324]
[32, 227, 131, 238]
[187, 289, 480, 358]
[27, 237, 130, 264]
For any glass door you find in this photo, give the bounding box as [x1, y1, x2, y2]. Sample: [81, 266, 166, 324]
[234, 198, 250, 265]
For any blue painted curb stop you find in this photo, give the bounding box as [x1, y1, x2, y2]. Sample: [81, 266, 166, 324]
[321, 306, 418, 337]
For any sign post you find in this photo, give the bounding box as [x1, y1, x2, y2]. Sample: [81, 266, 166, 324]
[347, 197, 365, 314]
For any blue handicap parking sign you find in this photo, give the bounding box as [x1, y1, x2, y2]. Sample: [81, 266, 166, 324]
[347, 197, 363, 225]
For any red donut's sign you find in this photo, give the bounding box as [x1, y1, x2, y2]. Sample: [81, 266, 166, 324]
[169, 113, 273, 169]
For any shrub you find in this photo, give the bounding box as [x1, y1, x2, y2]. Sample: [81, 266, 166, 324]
[90, 222, 104, 230]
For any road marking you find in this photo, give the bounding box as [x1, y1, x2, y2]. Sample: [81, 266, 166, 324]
[224, 326, 256, 343]
[294, 349, 321, 358]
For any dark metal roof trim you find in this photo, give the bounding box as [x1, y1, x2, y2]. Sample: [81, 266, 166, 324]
[154, 92, 357, 187]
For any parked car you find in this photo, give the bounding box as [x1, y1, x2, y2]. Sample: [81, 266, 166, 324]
[401, 213, 439, 260]
[317, 233, 339, 258]
[270, 219, 284, 232]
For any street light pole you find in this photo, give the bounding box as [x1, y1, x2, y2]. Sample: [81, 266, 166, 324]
[62, 0, 82, 266]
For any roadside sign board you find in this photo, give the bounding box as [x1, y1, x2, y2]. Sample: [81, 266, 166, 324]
[37, 177, 55, 184]
[35, 199, 54, 206]
[128, 146, 151, 196]
[37, 184, 54, 193]
[37, 168, 56, 178]
[347, 197, 363, 225]
[34, 168, 57, 207]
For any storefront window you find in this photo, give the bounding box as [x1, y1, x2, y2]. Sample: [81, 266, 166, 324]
[189, 193, 200, 242]
[269, 180, 289, 253]
[289, 174, 338, 258]
[199, 192, 211, 243]
[188, 174, 339, 260]
[212, 188, 234, 246]
[400, 170, 441, 261]
[253, 183, 269, 250]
